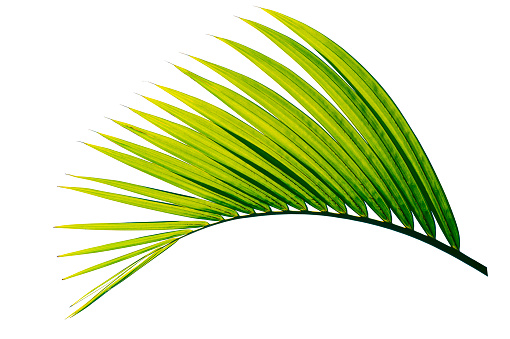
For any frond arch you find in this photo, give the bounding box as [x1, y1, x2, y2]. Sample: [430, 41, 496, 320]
[57, 8, 486, 318]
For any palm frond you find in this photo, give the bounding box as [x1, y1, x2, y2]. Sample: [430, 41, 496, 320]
[58, 8, 487, 318]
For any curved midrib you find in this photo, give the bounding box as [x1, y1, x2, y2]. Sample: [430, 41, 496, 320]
[188, 211, 487, 276]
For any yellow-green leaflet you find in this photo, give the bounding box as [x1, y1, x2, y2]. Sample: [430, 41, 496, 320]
[262, 9, 458, 246]
[174, 65, 368, 217]
[111, 117, 290, 211]
[63, 238, 179, 279]
[237, 19, 414, 228]
[255, 9, 434, 234]
[58, 229, 190, 257]
[84, 143, 254, 214]
[70, 255, 145, 307]
[136, 99, 318, 211]
[68, 174, 237, 217]
[97, 132, 269, 212]
[67, 242, 172, 318]
[186, 54, 392, 222]
[155, 85, 347, 214]
[262, 8, 460, 247]
[58, 186, 223, 221]
[55, 221, 208, 230]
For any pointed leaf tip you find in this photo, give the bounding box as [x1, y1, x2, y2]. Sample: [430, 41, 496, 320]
[149, 84, 164, 91]
[187, 55, 204, 65]
[210, 35, 224, 41]
[108, 118, 123, 125]
[173, 65, 191, 75]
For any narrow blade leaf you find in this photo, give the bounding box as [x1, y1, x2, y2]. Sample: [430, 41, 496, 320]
[58, 229, 191, 257]
[69, 174, 237, 217]
[55, 221, 208, 231]
[83, 142, 255, 214]
[59, 186, 223, 221]
[63, 238, 179, 279]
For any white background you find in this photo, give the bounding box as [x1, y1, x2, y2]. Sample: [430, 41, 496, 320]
[1, 0, 509, 337]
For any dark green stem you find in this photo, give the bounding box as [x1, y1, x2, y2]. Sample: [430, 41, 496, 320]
[190, 211, 487, 276]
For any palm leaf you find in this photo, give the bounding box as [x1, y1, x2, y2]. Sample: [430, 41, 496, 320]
[58, 8, 487, 318]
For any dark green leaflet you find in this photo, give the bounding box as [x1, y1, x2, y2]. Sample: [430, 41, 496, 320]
[242, 14, 434, 235]
[171, 67, 369, 216]
[154, 85, 348, 214]
[231, 19, 414, 228]
[111, 117, 291, 211]
[183, 56, 392, 222]
[134, 101, 326, 211]
[261, 8, 459, 247]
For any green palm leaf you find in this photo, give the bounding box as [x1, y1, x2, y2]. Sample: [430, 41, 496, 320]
[58, 8, 486, 318]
